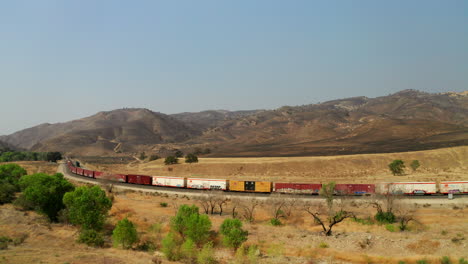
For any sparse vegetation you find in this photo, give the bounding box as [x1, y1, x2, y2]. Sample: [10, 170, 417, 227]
[112, 217, 139, 249]
[197, 242, 216, 264]
[139, 152, 147, 160]
[385, 224, 396, 232]
[164, 156, 179, 165]
[389, 159, 405, 175]
[77, 229, 105, 247]
[174, 150, 184, 158]
[149, 154, 160, 161]
[0, 151, 62, 163]
[160, 202, 168, 207]
[318, 242, 329, 248]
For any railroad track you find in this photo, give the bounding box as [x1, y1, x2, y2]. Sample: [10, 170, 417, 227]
[57, 163, 468, 204]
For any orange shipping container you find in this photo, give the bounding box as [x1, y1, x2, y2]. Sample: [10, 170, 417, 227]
[228, 180, 272, 193]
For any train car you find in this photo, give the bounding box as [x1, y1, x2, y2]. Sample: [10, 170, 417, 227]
[69, 165, 77, 174]
[440, 181, 468, 194]
[335, 184, 375, 195]
[152, 176, 186, 188]
[378, 182, 437, 195]
[229, 180, 272, 193]
[127, 174, 152, 185]
[273, 183, 322, 195]
[93, 171, 127, 182]
[76, 167, 84, 176]
[83, 169, 94, 178]
[186, 178, 228, 190]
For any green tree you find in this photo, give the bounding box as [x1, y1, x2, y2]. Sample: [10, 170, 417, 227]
[148, 155, 160, 161]
[389, 160, 405, 175]
[181, 238, 197, 263]
[410, 160, 420, 172]
[18, 173, 74, 221]
[164, 156, 179, 165]
[185, 153, 199, 164]
[46, 152, 62, 162]
[112, 217, 139, 249]
[0, 163, 27, 190]
[220, 218, 248, 250]
[319, 182, 336, 210]
[171, 205, 212, 245]
[63, 186, 112, 230]
[197, 242, 216, 264]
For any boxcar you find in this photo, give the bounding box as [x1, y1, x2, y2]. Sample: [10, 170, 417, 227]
[186, 178, 227, 190]
[335, 184, 375, 195]
[94, 171, 104, 178]
[152, 176, 186, 188]
[381, 182, 437, 195]
[440, 181, 468, 194]
[83, 169, 94, 178]
[274, 183, 322, 195]
[229, 180, 272, 193]
[76, 167, 84, 176]
[69, 165, 77, 174]
[127, 174, 152, 185]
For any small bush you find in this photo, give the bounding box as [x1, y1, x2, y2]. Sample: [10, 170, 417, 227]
[318, 242, 329, 248]
[0, 236, 12, 250]
[375, 211, 396, 224]
[160, 202, 168, 207]
[149, 155, 160, 161]
[416, 260, 429, 264]
[441, 256, 452, 264]
[385, 224, 396, 232]
[181, 238, 197, 262]
[136, 240, 157, 252]
[162, 232, 182, 261]
[185, 153, 199, 163]
[164, 156, 178, 165]
[0, 181, 16, 205]
[352, 217, 374, 225]
[220, 218, 248, 250]
[459, 258, 468, 264]
[77, 229, 104, 247]
[441, 230, 448, 235]
[112, 218, 139, 249]
[197, 242, 216, 264]
[398, 261, 407, 264]
[270, 218, 282, 226]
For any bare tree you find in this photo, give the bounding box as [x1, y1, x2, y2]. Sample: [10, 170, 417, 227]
[268, 193, 287, 221]
[368, 185, 401, 223]
[241, 197, 261, 222]
[283, 197, 299, 218]
[214, 193, 228, 216]
[303, 182, 354, 236]
[229, 197, 242, 218]
[395, 203, 417, 231]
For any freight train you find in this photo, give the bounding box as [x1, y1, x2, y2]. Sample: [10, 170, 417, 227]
[66, 160, 468, 196]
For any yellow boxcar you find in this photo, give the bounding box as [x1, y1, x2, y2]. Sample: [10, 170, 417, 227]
[228, 180, 272, 193]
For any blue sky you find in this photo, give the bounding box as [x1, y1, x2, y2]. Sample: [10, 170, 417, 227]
[0, 0, 467, 135]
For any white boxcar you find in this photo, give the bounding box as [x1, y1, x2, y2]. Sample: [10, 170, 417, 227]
[378, 182, 437, 195]
[152, 176, 186, 188]
[186, 178, 227, 190]
[440, 181, 468, 194]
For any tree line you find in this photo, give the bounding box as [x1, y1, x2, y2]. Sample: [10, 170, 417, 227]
[0, 151, 62, 163]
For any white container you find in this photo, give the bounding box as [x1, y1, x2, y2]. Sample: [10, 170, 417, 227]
[440, 181, 468, 194]
[385, 182, 437, 195]
[186, 178, 227, 190]
[152, 176, 185, 188]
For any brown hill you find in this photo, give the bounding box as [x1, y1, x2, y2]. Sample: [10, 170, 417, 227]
[1, 90, 467, 156]
[1, 108, 199, 155]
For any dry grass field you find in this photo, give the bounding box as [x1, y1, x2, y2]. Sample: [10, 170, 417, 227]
[2, 188, 466, 264]
[85, 146, 468, 183]
[0, 161, 59, 176]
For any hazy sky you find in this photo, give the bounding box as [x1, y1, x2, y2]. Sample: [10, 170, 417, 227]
[1, 1, 467, 135]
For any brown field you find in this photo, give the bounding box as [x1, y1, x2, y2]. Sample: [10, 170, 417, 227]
[84, 146, 468, 183]
[0, 161, 59, 176]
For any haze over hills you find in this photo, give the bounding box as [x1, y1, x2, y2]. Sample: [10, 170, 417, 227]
[1, 90, 467, 157]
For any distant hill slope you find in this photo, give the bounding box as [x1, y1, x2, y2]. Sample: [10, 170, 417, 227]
[0, 140, 14, 152]
[1, 108, 199, 155]
[1, 90, 467, 156]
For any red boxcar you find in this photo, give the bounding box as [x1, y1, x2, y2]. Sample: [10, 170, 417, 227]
[335, 184, 375, 195]
[83, 169, 94, 178]
[94, 171, 104, 178]
[70, 166, 77, 174]
[274, 183, 322, 195]
[126, 174, 152, 185]
[94, 171, 127, 183]
[76, 167, 84, 176]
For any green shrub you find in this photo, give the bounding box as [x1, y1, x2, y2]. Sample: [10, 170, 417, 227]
[220, 218, 248, 250]
[398, 261, 407, 264]
[136, 240, 156, 252]
[197, 242, 216, 264]
[389, 160, 405, 175]
[164, 156, 179, 165]
[0, 181, 16, 205]
[171, 205, 211, 245]
[162, 232, 182, 261]
[77, 229, 104, 247]
[0, 164, 27, 190]
[181, 238, 197, 262]
[375, 211, 396, 224]
[185, 153, 199, 163]
[416, 260, 429, 264]
[441, 256, 452, 264]
[459, 258, 468, 264]
[0, 236, 12, 250]
[385, 224, 396, 232]
[352, 217, 374, 225]
[112, 218, 139, 249]
[270, 218, 282, 226]
[318, 242, 329, 248]
[160, 202, 168, 207]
